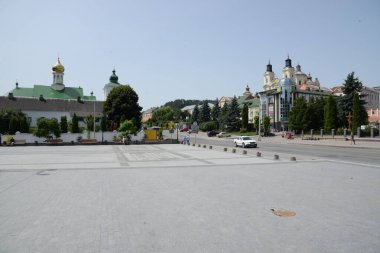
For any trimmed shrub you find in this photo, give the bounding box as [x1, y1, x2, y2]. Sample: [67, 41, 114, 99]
[199, 121, 217, 132]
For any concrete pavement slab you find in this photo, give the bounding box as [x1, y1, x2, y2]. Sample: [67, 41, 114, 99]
[0, 144, 379, 252]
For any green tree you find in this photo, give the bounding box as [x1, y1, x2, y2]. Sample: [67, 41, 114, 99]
[0, 113, 4, 134]
[315, 97, 326, 130]
[152, 107, 174, 127]
[254, 115, 259, 134]
[302, 97, 319, 131]
[100, 114, 107, 132]
[8, 116, 18, 134]
[35, 117, 61, 138]
[85, 115, 95, 132]
[308, 97, 321, 131]
[172, 108, 183, 122]
[211, 98, 220, 129]
[20, 116, 29, 133]
[71, 113, 80, 133]
[84, 115, 94, 139]
[339, 72, 368, 127]
[227, 96, 241, 132]
[103, 85, 142, 130]
[352, 92, 360, 132]
[241, 103, 249, 132]
[289, 97, 307, 132]
[263, 115, 271, 136]
[34, 118, 50, 138]
[220, 103, 229, 131]
[324, 96, 338, 132]
[49, 118, 61, 138]
[191, 104, 200, 124]
[180, 110, 191, 122]
[199, 100, 211, 123]
[199, 121, 217, 132]
[0, 109, 29, 134]
[60, 116, 68, 133]
[119, 119, 138, 141]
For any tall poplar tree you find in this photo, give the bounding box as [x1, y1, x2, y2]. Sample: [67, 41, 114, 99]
[241, 103, 248, 132]
[20, 116, 29, 133]
[191, 104, 200, 124]
[263, 115, 271, 136]
[254, 116, 260, 134]
[352, 92, 360, 132]
[60, 116, 68, 133]
[227, 96, 241, 132]
[289, 98, 307, 132]
[324, 96, 338, 132]
[211, 98, 220, 128]
[71, 113, 80, 133]
[220, 103, 229, 131]
[8, 116, 18, 134]
[199, 100, 211, 123]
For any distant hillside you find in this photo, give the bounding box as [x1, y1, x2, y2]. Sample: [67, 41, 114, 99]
[163, 99, 215, 110]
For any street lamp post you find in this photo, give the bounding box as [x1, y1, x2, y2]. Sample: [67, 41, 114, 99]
[176, 123, 179, 144]
[93, 100, 96, 139]
[258, 103, 262, 141]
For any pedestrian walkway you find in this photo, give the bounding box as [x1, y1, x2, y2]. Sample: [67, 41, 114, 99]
[258, 134, 380, 149]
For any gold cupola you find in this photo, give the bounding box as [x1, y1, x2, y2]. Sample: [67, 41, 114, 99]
[52, 57, 65, 73]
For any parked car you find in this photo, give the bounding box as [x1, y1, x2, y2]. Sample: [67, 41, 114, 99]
[180, 127, 189, 132]
[217, 132, 231, 138]
[281, 131, 293, 139]
[207, 130, 219, 137]
[233, 136, 257, 148]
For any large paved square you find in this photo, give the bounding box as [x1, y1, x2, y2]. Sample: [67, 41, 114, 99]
[1, 145, 379, 252]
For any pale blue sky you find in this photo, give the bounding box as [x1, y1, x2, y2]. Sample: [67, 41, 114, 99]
[1, 0, 379, 110]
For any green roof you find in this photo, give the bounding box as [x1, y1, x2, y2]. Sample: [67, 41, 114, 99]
[237, 95, 259, 109]
[11, 84, 96, 100]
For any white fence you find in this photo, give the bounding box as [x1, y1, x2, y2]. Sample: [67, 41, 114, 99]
[9, 130, 145, 144]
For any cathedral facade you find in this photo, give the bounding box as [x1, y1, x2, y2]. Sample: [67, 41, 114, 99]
[259, 57, 331, 130]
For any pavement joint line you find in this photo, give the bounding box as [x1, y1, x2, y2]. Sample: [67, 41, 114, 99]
[150, 145, 215, 165]
[112, 145, 130, 166]
[324, 159, 380, 169]
[282, 141, 380, 150]
[0, 161, 302, 172]
[0, 161, 118, 166]
[0, 160, 357, 173]
[0, 172, 36, 194]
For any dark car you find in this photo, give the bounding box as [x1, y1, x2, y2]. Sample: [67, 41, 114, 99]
[207, 130, 219, 137]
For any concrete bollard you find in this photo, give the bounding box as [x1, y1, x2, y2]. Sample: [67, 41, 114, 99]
[192, 143, 195, 146]
[198, 144, 201, 147]
[290, 156, 296, 161]
[203, 145, 207, 148]
[243, 150, 247, 155]
[256, 152, 261, 157]
[232, 149, 236, 153]
[274, 154, 279, 160]
[209, 146, 213, 149]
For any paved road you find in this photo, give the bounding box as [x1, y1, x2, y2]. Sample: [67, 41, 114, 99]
[177, 131, 380, 166]
[1, 144, 380, 253]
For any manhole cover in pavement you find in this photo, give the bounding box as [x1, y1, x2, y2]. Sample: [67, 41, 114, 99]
[270, 208, 296, 217]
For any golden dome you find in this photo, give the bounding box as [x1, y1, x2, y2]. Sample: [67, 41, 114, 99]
[52, 57, 65, 73]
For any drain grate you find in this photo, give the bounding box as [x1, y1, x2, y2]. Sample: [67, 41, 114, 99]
[270, 208, 296, 217]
